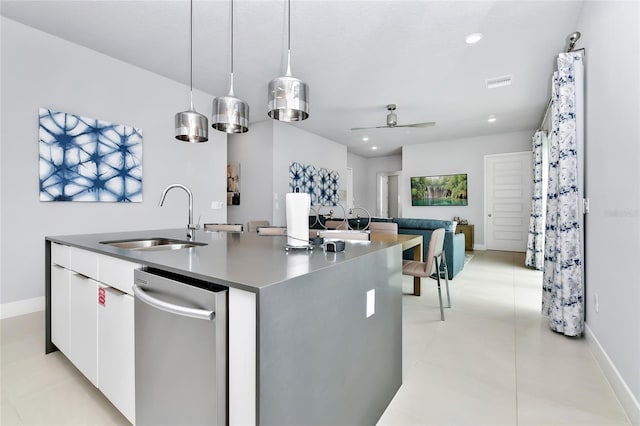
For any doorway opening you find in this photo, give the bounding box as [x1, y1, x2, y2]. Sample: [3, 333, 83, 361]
[377, 171, 401, 218]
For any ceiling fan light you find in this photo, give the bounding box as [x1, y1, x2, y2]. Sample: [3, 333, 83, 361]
[212, 95, 250, 133]
[267, 75, 309, 121]
[175, 110, 209, 142]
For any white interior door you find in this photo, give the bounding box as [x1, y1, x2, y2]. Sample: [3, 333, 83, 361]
[379, 176, 389, 217]
[485, 151, 533, 252]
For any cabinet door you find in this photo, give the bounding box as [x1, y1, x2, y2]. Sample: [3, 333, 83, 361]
[98, 285, 135, 424]
[51, 264, 70, 354]
[69, 273, 98, 386]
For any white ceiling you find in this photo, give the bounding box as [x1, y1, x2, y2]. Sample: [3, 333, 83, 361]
[1, 0, 584, 157]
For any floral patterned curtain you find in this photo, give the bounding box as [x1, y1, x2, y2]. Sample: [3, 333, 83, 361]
[541, 52, 584, 337]
[526, 131, 547, 270]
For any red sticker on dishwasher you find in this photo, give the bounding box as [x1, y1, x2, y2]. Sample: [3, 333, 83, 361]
[98, 287, 106, 306]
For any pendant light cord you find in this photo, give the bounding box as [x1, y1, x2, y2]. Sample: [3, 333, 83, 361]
[189, 0, 194, 110]
[286, 0, 292, 76]
[228, 0, 235, 96]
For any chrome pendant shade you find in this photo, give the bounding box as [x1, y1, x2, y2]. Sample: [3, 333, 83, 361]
[267, 0, 309, 121]
[212, 0, 249, 134]
[212, 93, 249, 133]
[267, 74, 309, 121]
[175, 0, 208, 142]
[175, 110, 209, 142]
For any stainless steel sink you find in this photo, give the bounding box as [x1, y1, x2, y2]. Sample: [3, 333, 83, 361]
[100, 238, 207, 251]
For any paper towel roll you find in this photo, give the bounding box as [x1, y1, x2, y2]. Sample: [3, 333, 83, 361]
[286, 192, 311, 247]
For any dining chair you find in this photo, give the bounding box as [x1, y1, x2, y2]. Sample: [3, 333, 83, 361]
[204, 223, 244, 232]
[247, 220, 270, 233]
[324, 220, 348, 230]
[369, 222, 398, 235]
[402, 228, 451, 321]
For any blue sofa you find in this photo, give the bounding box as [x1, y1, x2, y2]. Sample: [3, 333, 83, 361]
[391, 218, 465, 279]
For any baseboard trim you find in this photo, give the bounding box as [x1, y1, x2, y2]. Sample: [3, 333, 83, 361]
[473, 244, 486, 251]
[585, 323, 640, 425]
[0, 297, 45, 319]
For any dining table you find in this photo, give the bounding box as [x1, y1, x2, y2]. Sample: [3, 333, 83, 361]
[370, 233, 424, 296]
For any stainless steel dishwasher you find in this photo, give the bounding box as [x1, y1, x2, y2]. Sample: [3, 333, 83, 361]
[133, 268, 227, 426]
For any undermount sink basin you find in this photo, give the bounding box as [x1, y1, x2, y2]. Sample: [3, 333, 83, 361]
[100, 238, 207, 251]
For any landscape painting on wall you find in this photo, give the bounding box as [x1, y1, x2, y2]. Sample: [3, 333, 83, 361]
[38, 108, 143, 202]
[410, 173, 468, 206]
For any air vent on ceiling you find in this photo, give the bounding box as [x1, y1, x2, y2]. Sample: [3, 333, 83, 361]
[486, 74, 513, 89]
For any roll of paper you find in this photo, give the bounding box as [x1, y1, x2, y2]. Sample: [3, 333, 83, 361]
[286, 192, 311, 247]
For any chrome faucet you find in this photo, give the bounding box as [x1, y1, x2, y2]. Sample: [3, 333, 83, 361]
[158, 183, 199, 240]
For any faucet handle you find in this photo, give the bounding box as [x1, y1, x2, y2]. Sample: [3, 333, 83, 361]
[188, 215, 201, 231]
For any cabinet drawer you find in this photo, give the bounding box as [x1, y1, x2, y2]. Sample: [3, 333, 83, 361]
[51, 243, 70, 268]
[69, 247, 99, 280]
[99, 255, 139, 296]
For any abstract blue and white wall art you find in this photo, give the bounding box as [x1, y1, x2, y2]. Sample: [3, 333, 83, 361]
[289, 161, 339, 206]
[39, 108, 143, 202]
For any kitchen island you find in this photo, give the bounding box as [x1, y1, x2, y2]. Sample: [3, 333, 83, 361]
[45, 228, 403, 426]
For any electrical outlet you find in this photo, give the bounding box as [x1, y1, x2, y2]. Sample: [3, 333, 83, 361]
[595, 293, 599, 313]
[366, 289, 375, 318]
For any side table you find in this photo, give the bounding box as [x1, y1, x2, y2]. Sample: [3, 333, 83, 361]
[455, 224, 474, 251]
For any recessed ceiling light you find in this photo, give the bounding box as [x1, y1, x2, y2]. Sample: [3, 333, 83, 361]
[465, 33, 483, 44]
[362, 136, 369, 142]
[487, 115, 497, 123]
[372, 146, 377, 150]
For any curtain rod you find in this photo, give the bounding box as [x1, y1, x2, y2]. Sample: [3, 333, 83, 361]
[537, 40, 586, 132]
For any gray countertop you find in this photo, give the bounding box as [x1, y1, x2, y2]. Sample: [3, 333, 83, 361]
[47, 228, 399, 293]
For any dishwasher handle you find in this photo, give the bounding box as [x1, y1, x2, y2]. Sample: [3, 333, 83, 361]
[132, 283, 215, 321]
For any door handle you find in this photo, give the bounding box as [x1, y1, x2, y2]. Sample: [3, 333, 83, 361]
[488, 213, 492, 217]
[132, 284, 215, 321]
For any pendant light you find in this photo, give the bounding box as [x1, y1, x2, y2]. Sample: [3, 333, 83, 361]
[267, 0, 309, 121]
[175, 0, 208, 142]
[212, 0, 249, 133]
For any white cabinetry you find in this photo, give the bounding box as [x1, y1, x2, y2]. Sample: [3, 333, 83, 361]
[69, 272, 98, 386]
[51, 243, 71, 354]
[98, 284, 135, 424]
[49, 242, 138, 423]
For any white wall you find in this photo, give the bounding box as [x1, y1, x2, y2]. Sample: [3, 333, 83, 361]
[272, 121, 347, 226]
[226, 120, 347, 227]
[402, 130, 532, 246]
[347, 152, 369, 211]
[578, 2, 640, 421]
[227, 120, 274, 228]
[0, 18, 227, 308]
[365, 155, 402, 216]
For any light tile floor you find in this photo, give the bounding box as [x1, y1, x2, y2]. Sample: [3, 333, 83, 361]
[0, 251, 631, 425]
[378, 250, 630, 426]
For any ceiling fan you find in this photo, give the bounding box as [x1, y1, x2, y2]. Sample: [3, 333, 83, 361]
[350, 104, 435, 131]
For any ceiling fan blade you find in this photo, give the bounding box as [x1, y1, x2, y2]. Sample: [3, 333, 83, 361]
[350, 126, 377, 131]
[350, 125, 390, 131]
[394, 121, 436, 128]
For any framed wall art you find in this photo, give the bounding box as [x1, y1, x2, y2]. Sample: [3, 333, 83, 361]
[39, 108, 142, 202]
[410, 173, 468, 206]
